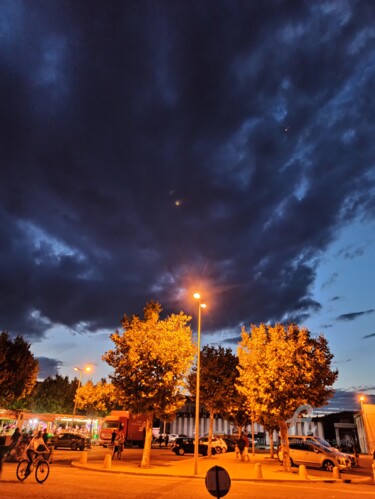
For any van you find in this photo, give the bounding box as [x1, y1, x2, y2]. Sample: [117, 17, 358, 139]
[278, 440, 351, 471]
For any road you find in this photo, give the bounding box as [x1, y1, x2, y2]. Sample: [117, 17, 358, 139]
[1, 447, 375, 498]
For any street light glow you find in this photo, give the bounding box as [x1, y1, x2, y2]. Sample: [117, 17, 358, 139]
[74, 366, 91, 373]
[193, 292, 201, 300]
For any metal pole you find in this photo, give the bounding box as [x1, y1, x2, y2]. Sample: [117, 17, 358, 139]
[72, 370, 83, 428]
[361, 399, 370, 454]
[194, 301, 202, 475]
[251, 408, 255, 456]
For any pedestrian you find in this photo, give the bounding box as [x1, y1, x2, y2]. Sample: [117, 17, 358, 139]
[0, 435, 8, 479]
[112, 432, 124, 460]
[42, 428, 54, 463]
[111, 429, 117, 447]
[10, 428, 21, 450]
[241, 432, 250, 462]
[164, 434, 169, 447]
[158, 434, 163, 448]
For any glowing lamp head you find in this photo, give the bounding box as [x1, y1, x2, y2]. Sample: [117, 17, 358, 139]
[74, 366, 92, 373]
[193, 293, 201, 300]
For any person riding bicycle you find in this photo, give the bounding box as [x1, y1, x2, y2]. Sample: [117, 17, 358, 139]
[25, 431, 49, 476]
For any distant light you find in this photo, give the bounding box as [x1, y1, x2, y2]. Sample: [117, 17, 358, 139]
[193, 293, 201, 300]
[74, 366, 92, 372]
[175, 200, 181, 206]
[200, 303, 207, 309]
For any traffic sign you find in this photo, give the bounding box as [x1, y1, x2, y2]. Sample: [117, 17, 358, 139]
[205, 466, 231, 498]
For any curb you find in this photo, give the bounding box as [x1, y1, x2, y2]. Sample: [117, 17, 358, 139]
[71, 461, 373, 484]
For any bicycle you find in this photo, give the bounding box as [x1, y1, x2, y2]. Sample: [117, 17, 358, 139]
[16, 451, 50, 483]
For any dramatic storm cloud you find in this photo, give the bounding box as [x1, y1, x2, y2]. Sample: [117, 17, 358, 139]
[1, 1, 374, 384]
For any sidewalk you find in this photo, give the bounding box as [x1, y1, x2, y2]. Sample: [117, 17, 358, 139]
[72, 450, 373, 484]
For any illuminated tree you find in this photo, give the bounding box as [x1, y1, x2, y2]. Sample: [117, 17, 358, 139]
[75, 379, 119, 417]
[188, 346, 240, 457]
[103, 301, 195, 468]
[0, 331, 39, 407]
[237, 323, 338, 471]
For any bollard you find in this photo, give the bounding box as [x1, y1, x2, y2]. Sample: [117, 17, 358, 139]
[372, 462, 375, 483]
[103, 453, 112, 470]
[80, 451, 88, 465]
[332, 466, 341, 480]
[299, 464, 308, 480]
[255, 463, 263, 479]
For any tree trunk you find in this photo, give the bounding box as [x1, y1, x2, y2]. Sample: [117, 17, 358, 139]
[140, 412, 154, 468]
[208, 411, 214, 458]
[269, 431, 274, 458]
[279, 420, 291, 472]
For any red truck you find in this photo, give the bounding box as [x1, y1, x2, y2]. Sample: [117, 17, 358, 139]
[99, 411, 146, 447]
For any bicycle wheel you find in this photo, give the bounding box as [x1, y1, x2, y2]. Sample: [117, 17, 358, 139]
[16, 459, 29, 481]
[35, 459, 50, 483]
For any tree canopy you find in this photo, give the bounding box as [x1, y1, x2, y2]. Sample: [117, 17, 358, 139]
[237, 323, 338, 470]
[188, 345, 239, 456]
[0, 331, 39, 407]
[28, 374, 78, 413]
[75, 379, 119, 417]
[103, 301, 195, 467]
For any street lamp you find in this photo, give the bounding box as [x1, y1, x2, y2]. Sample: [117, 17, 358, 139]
[193, 292, 206, 476]
[359, 395, 370, 454]
[72, 366, 91, 427]
[360, 395, 365, 411]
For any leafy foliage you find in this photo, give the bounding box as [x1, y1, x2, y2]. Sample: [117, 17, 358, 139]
[103, 301, 195, 467]
[221, 390, 252, 435]
[237, 323, 338, 470]
[0, 331, 39, 407]
[188, 345, 240, 456]
[28, 375, 78, 413]
[75, 379, 120, 416]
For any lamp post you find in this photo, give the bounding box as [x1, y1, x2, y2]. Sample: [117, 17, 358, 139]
[193, 292, 206, 476]
[72, 366, 91, 428]
[360, 395, 369, 454]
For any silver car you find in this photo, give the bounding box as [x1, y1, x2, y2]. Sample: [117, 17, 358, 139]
[278, 441, 351, 471]
[288, 435, 356, 467]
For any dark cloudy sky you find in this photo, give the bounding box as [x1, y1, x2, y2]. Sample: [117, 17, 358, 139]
[1, 0, 374, 404]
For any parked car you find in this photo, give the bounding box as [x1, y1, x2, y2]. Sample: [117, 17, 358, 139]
[202, 433, 236, 452]
[51, 432, 91, 451]
[168, 434, 188, 444]
[287, 435, 357, 467]
[199, 436, 227, 454]
[221, 437, 236, 452]
[277, 441, 351, 471]
[171, 437, 216, 456]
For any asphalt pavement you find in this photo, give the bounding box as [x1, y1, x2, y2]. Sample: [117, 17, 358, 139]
[72, 446, 374, 484]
